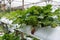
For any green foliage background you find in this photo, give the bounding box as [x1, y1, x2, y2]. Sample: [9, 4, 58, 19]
[0, 4, 60, 40]
[0, 4, 60, 28]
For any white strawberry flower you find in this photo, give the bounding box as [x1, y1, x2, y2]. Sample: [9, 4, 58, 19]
[26, 37, 32, 40]
[52, 15, 58, 19]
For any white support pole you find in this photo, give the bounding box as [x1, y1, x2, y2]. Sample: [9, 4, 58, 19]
[22, 0, 24, 10]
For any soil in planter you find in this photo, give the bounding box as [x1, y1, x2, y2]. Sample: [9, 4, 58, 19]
[21, 38, 26, 40]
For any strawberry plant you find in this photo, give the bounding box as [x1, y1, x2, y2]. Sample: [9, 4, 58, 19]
[24, 4, 59, 34]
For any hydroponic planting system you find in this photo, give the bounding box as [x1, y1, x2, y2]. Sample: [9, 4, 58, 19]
[0, 0, 60, 40]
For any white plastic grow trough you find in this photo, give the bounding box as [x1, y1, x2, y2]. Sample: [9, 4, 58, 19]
[19, 25, 60, 40]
